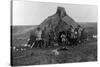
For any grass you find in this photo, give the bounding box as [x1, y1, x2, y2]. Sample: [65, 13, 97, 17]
[11, 39, 97, 66]
[11, 23, 97, 66]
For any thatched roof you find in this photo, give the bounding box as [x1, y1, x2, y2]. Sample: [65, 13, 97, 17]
[39, 6, 78, 32]
[30, 6, 79, 38]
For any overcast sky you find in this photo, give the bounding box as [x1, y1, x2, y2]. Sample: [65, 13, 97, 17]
[12, 1, 98, 25]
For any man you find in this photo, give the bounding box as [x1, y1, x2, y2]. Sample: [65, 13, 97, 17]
[67, 25, 74, 46]
[69, 25, 74, 39]
[35, 27, 44, 48]
[80, 28, 88, 43]
[27, 31, 36, 48]
[76, 25, 83, 43]
[74, 28, 79, 45]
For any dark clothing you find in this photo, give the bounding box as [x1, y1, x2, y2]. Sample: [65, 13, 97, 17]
[27, 35, 36, 46]
[34, 40, 44, 48]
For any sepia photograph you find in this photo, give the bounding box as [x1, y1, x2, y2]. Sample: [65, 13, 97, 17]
[11, 0, 97, 66]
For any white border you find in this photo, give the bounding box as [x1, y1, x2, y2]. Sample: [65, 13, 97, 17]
[0, 0, 99, 67]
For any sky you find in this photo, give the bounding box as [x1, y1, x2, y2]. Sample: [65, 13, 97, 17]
[12, 1, 98, 25]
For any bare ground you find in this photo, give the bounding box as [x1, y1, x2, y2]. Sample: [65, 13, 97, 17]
[11, 40, 97, 66]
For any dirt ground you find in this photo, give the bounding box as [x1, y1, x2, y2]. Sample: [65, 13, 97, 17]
[11, 39, 97, 66]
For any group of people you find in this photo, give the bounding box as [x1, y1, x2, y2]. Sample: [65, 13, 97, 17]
[27, 25, 88, 48]
[65, 25, 83, 46]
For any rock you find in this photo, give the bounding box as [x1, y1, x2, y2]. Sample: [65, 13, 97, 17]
[51, 49, 59, 56]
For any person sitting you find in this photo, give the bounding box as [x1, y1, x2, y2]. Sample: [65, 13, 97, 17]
[60, 31, 66, 46]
